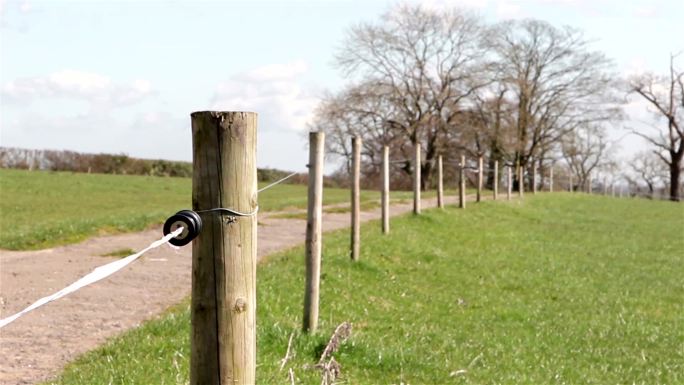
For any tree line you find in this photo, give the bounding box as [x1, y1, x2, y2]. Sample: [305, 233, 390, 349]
[310, 5, 683, 201]
[0, 147, 307, 184]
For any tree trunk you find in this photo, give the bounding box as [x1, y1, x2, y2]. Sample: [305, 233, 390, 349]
[670, 161, 681, 201]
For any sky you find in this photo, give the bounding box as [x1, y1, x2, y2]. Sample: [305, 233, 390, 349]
[1, 0, 682, 173]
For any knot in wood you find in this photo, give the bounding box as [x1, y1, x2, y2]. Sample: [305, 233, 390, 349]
[233, 297, 247, 313]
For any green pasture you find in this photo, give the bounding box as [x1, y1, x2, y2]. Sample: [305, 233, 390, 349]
[48, 194, 683, 384]
[0, 169, 429, 250]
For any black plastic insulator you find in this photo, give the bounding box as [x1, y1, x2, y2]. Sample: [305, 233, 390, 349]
[163, 210, 203, 247]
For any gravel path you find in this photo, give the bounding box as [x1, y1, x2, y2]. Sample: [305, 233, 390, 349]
[0, 194, 469, 384]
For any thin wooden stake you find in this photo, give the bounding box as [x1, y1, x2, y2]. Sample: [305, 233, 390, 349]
[190, 111, 257, 385]
[303, 131, 325, 333]
[532, 162, 537, 194]
[437, 155, 444, 208]
[549, 167, 554, 192]
[518, 162, 524, 198]
[459, 155, 466, 209]
[381, 145, 390, 234]
[351, 136, 361, 261]
[507, 165, 512, 201]
[413, 143, 421, 214]
[477, 155, 483, 202]
[493, 160, 498, 200]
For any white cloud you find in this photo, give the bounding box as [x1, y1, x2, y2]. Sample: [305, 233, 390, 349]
[1, 70, 155, 107]
[210, 60, 319, 133]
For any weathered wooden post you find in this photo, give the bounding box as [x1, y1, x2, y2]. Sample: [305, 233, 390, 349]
[381, 145, 390, 234]
[507, 165, 512, 201]
[603, 178, 608, 195]
[351, 136, 361, 261]
[611, 183, 615, 197]
[190, 111, 258, 385]
[413, 143, 421, 214]
[477, 155, 483, 202]
[532, 163, 537, 194]
[493, 160, 498, 200]
[303, 131, 325, 333]
[549, 167, 554, 192]
[459, 155, 466, 209]
[437, 155, 444, 209]
[518, 162, 524, 198]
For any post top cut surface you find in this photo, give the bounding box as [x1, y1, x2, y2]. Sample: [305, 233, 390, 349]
[191, 111, 257, 118]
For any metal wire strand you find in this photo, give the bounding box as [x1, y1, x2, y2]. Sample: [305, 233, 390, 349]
[195, 170, 301, 217]
[258, 171, 300, 193]
[196, 207, 260, 217]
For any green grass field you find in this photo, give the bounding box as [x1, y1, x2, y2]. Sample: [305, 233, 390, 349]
[0, 169, 425, 250]
[48, 194, 684, 384]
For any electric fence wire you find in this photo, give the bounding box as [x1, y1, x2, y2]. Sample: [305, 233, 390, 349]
[0, 227, 184, 329]
[0, 169, 306, 329]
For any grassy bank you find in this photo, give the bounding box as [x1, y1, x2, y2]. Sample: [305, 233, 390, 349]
[0, 169, 423, 250]
[49, 194, 684, 384]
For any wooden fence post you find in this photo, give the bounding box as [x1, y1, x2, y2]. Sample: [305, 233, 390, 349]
[611, 183, 615, 197]
[437, 155, 444, 208]
[382, 145, 390, 234]
[351, 136, 361, 261]
[518, 163, 524, 198]
[507, 165, 512, 201]
[459, 155, 466, 209]
[303, 131, 325, 333]
[414, 143, 421, 214]
[493, 160, 498, 200]
[190, 111, 257, 385]
[549, 167, 554, 192]
[603, 178, 608, 195]
[532, 163, 537, 194]
[477, 155, 483, 202]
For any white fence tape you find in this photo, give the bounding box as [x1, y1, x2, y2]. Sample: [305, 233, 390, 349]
[0, 227, 183, 329]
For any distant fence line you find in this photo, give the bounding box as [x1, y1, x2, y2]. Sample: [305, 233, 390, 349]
[4, 119, 680, 385]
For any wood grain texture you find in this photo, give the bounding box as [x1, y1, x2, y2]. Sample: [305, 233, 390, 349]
[382, 146, 390, 234]
[493, 160, 498, 200]
[518, 163, 524, 198]
[477, 156, 483, 202]
[507, 165, 512, 200]
[459, 155, 466, 209]
[351, 136, 361, 261]
[190, 111, 257, 385]
[437, 155, 444, 209]
[413, 144, 421, 214]
[303, 131, 324, 332]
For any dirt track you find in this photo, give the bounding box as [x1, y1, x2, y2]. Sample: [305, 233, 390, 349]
[0, 195, 467, 384]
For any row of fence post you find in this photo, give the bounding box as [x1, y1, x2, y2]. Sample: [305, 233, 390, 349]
[187, 116, 626, 383]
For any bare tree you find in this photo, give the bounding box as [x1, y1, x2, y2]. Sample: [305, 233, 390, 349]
[332, 5, 488, 189]
[487, 19, 621, 190]
[561, 124, 608, 190]
[629, 54, 683, 201]
[628, 151, 667, 195]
